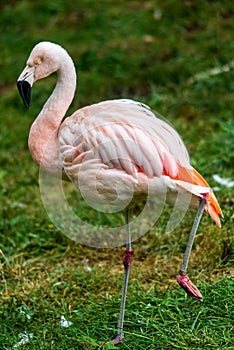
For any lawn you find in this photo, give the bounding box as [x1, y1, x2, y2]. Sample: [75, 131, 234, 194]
[0, 1, 233, 349]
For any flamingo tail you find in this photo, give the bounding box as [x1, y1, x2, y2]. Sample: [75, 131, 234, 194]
[176, 165, 223, 227]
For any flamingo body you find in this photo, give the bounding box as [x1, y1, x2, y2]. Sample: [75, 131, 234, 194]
[17, 42, 222, 224]
[59, 99, 217, 217]
[17, 42, 223, 343]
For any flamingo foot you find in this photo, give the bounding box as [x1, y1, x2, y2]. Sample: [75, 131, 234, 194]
[107, 332, 123, 344]
[177, 274, 203, 302]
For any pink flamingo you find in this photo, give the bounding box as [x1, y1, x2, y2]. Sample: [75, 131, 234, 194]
[17, 42, 223, 344]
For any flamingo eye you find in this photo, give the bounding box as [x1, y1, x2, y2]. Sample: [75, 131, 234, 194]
[35, 59, 42, 66]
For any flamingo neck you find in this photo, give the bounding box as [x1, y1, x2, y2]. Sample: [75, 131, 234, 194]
[28, 56, 76, 177]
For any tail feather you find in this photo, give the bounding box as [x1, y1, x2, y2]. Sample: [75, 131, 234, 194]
[176, 165, 223, 227]
[191, 168, 223, 227]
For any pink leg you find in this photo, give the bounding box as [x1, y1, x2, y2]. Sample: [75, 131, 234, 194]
[109, 210, 134, 344]
[177, 197, 207, 302]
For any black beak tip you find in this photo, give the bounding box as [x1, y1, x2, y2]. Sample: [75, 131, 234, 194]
[17, 80, 31, 109]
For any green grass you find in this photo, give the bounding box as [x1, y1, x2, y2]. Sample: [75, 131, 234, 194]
[0, 0, 233, 349]
[0, 277, 233, 349]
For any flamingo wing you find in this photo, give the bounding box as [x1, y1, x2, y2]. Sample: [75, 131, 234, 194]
[59, 99, 222, 225]
[59, 99, 189, 177]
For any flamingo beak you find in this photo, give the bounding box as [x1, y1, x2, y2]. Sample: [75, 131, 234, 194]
[17, 65, 35, 109]
[17, 80, 31, 109]
[177, 274, 203, 302]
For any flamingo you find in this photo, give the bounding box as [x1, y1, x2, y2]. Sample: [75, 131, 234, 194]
[17, 42, 223, 344]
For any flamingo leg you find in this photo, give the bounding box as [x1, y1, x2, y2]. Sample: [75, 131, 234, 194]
[110, 209, 134, 344]
[177, 197, 207, 302]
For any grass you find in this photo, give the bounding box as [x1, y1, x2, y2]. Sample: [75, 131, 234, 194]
[0, 0, 233, 349]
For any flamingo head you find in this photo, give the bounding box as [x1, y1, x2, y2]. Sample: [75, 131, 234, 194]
[17, 42, 71, 108]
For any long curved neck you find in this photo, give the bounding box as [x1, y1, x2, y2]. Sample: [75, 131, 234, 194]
[28, 55, 76, 177]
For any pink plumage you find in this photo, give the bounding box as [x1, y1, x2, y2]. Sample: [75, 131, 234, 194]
[17, 41, 223, 344]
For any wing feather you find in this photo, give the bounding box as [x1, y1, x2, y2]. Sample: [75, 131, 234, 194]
[59, 99, 190, 179]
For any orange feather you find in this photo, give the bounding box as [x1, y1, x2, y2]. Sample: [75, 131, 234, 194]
[174, 165, 223, 227]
